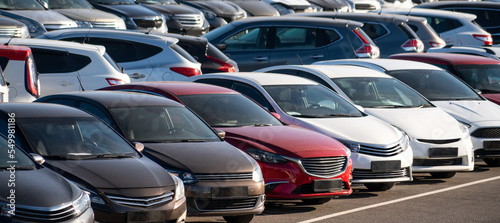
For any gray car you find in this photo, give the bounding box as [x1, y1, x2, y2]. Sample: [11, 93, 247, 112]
[0, 15, 29, 38]
[203, 16, 380, 71]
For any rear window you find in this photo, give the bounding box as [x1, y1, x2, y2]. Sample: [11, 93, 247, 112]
[455, 9, 500, 28]
[398, 23, 419, 39]
[171, 44, 198, 63]
[31, 48, 91, 73]
[426, 17, 463, 33]
[362, 23, 389, 40]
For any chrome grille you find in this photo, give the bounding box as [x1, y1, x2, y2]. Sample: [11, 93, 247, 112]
[107, 192, 173, 207]
[353, 168, 409, 179]
[13, 203, 77, 222]
[0, 28, 22, 38]
[359, 144, 404, 157]
[417, 138, 461, 144]
[91, 21, 121, 29]
[173, 14, 203, 28]
[196, 173, 253, 181]
[133, 18, 163, 28]
[300, 156, 347, 178]
[195, 197, 258, 211]
[472, 128, 500, 138]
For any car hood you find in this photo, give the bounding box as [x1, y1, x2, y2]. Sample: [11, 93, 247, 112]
[482, 94, 500, 106]
[365, 107, 463, 139]
[94, 4, 162, 17]
[7, 10, 75, 24]
[266, 0, 311, 7]
[0, 168, 80, 207]
[432, 100, 500, 124]
[293, 115, 402, 146]
[46, 157, 174, 190]
[143, 141, 256, 173]
[219, 126, 347, 158]
[184, 1, 245, 15]
[232, 1, 279, 16]
[308, 0, 349, 7]
[144, 4, 202, 14]
[55, 9, 123, 22]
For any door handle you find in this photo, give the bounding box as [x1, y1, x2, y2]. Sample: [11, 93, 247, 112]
[130, 73, 146, 79]
[310, 54, 324, 59]
[253, 56, 268, 62]
[57, 81, 74, 87]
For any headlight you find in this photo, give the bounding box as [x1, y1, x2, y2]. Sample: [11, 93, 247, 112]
[338, 140, 361, 153]
[20, 26, 30, 38]
[203, 11, 216, 20]
[75, 20, 93, 28]
[271, 4, 294, 15]
[171, 175, 185, 201]
[252, 165, 264, 182]
[122, 17, 136, 27]
[166, 169, 198, 184]
[246, 148, 287, 163]
[344, 146, 352, 158]
[69, 180, 106, 205]
[458, 121, 471, 134]
[72, 192, 91, 216]
[400, 133, 410, 151]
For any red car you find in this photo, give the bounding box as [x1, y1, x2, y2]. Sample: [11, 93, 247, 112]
[101, 82, 353, 204]
[389, 53, 500, 105]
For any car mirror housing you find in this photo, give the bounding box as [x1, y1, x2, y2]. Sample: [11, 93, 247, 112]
[354, 105, 365, 112]
[30, 153, 45, 165]
[134, 142, 145, 153]
[271, 112, 281, 119]
[215, 129, 226, 139]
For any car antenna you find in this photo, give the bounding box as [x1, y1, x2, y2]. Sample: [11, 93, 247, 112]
[4, 34, 15, 46]
[345, 23, 358, 58]
[76, 75, 85, 91]
[297, 54, 304, 65]
[83, 20, 96, 44]
[146, 27, 154, 35]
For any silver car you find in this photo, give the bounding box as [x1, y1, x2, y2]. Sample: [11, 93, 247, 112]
[0, 15, 29, 38]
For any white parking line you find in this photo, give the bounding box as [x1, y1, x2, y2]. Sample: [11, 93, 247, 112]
[299, 176, 500, 223]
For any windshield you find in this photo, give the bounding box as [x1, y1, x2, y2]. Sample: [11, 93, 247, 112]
[45, 0, 92, 9]
[178, 94, 283, 127]
[389, 69, 482, 101]
[264, 85, 363, 118]
[111, 106, 221, 143]
[135, 0, 177, 3]
[0, 136, 36, 170]
[87, 0, 135, 4]
[332, 77, 432, 108]
[0, 0, 46, 10]
[454, 64, 500, 94]
[18, 118, 139, 160]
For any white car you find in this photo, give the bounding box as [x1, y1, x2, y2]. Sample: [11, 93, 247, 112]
[341, 58, 500, 166]
[0, 44, 37, 102]
[263, 0, 317, 15]
[346, 0, 381, 13]
[379, 8, 492, 47]
[259, 64, 475, 178]
[0, 38, 130, 97]
[190, 72, 413, 191]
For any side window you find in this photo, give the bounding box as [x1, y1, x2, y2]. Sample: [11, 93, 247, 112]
[223, 27, 270, 50]
[79, 102, 112, 126]
[426, 17, 463, 33]
[232, 82, 274, 111]
[30, 48, 72, 74]
[299, 71, 337, 92]
[69, 53, 91, 71]
[276, 27, 317, 49]
[0, 56, 9, 71]
[193, 79, 233, 89]
[362, 23, 389, 40]
[265, 69, 300, 75]
[316, 29, 341, 47]
[408, 24, 419, 33]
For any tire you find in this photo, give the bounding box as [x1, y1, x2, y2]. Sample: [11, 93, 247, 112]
[430, 172, 456, 178]
[301, 198, 331, 205]
[483, 158, 500, 167]
[223, 214, 254, 223]
[364, 182, 396, 191]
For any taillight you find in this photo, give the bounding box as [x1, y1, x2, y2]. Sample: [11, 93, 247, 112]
[429, 41, 445, 49]
[206, 55, 236, 72]
[25, 56, 38, 97]
[170, 67, 202, 77]
[473, 34, 493, 46]
[106, 78, 127, 85]
[353, 29, 380, 58]
[401, 39, 424, 52]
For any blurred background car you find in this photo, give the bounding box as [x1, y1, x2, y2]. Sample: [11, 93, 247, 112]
[307, 0, 352, 12]
[224, 0, 280, 17]
[427, 45, 500, 60]
[0, 44, 38, 102]
[0, 15, 30, 38]
[203, 16, 379, 71]
[179, 0, 247, 29]
[345, 0, 380, 13]
[263, 0, 317, 15]
[404, 15, 446, 51]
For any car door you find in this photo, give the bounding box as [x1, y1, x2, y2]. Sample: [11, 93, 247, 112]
[30, 48, 82, 96]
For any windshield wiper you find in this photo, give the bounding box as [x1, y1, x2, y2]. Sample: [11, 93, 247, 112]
[244, 124, 273, 127]
[291, 114, 322, 118]
[109, 2, 133, 4]
[319, 114, 360, 117]
[372, 105, 416, 108]
[95, 154, 135, 159]
[180, 139, 206, 142]
[44, 155, 69, 160]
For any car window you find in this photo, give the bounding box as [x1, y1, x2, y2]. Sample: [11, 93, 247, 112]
[426, 17, 463, 33]
[0, 0, 45, 10]
[299, 71, 336, 92]
[276, 27, 317, 49]
[193, 78, 233, 89]
[31, 48, 72, 74]
[454, 64, 500, 93]
[0, 56, 9, 71]
[0, 136, 36, 170]
[79, 102, 112, 126]
[223, 27, 270, 50]
[362, 23, 389, 40]
[316, 29, 341, 47]
[456, 9, 500, 28]
[232, 82, 274, 111]
[47, 0, 93, 9]
[171, 43, 198, 63]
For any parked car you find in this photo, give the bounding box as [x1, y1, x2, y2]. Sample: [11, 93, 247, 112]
[345, 0, 380, 13]
[0, 0, 77, 37]
[427, 45, 500, 60]
[263, 0, 317, 15]
[416, 1, 500, 44]
[86, 0, 168, 33]
[0, 102, 187, 223]
[377, 0, 413, 9]
[135, 0, 210, 36]
[0, 15, 30, 38]
[290, 12, 424, 57]
[380, 8, 492, 47]
[189, 73, 412, 190]
[36, 91, 265, 222]
[369, 56, 500, 167]
[38, 29, 201, 82]
[203, 16, 379, 71]
[1, 38, 130, 97]
[101, 82, 355, 200]
[224, 0, 280, 17]
[0, 44, 38, 102]
[270, 63, 475, 178]
[0, 135, 94, 223]
[307, 0, 352, 12]
[41, 0, 127, 29]
[179, 0, 247, 29]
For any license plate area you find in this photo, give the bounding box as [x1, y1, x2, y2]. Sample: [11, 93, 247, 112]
[428, 147, 458, 157]
[313, 179, 343, 193]
[211, 186, 248, 199]
[127, 210, 167, 222]
[483, 141, 500, 150]
[371, 161, 401, 172]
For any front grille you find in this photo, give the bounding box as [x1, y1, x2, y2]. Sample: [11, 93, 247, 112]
[355, 4, 377, 10]
[292, 181, 349, 194]
[0, 28, 23, 38]
[133, 18, 163, 28]
[173, 14, 203, 28]
[13, 203, 77, 222]
[107, 192, 174, 208]
[91, 21, 121, 29]
[413, 158, 462, 166]
[196, 173, 253, 181]
[353, 168, 409, 179]
[359, 144, 405, 157]
[472, 128, 500, 138]
[417, 138, 461, 144]
[195, 198, 258, 211]
[300, 156, 347, 178]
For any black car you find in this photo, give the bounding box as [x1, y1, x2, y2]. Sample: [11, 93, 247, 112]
[0, 103, 187, 223]
[0, 135, 94, 222]
[179, 0, 247, 29]
[203, 16, 379, 71]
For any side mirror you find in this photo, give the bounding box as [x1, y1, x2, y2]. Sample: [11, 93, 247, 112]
[30, 153, 45, 165]
[215, 129, 226, 140]
[134, 142, 145, 153]
[354, 105, 365, 112]
[215, 43, 227, 51]
[271, 112, 281, 119]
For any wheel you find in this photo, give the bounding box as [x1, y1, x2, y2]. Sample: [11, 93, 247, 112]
[430, 172, 456, 178]
[483, 158, 500, 167]
[364, 182, 396, 191]
[223, 214, 254, 223]
[301, 198, 331, 205]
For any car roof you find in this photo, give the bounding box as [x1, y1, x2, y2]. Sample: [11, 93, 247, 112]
[271, 64, 393, 79]
[0, 103, 92, 118]
[103, 81, 238, 96]
[197, 72, 322, 86]
[417, 1, 500, 9]
[40, 28, 178, 44]
[389, 53, 500, 65]
[294, 12, 409, 24]
[381, 8, 477, 20]
[0, 38, 106, 53]
[316, 58, 442, 71]
[40, 91, 184, 108]
[227, 16, 364, 29]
